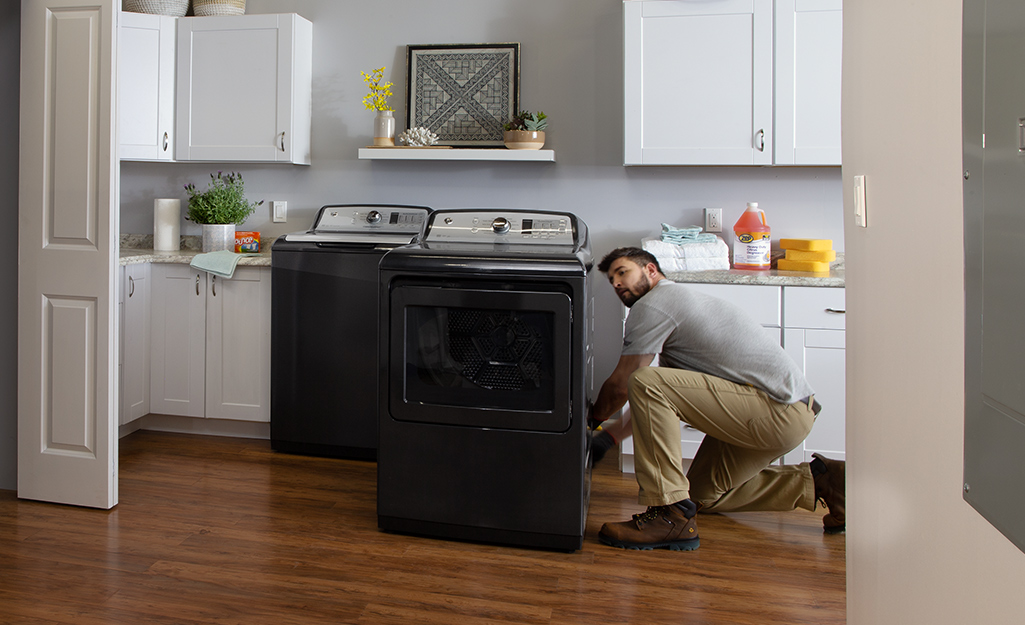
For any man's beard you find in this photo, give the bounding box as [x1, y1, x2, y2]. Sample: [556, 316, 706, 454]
[619, 273, 651, 308]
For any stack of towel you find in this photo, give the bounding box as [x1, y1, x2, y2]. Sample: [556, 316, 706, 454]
[777, 238, 836, 274]
[642, 223, 730, 272]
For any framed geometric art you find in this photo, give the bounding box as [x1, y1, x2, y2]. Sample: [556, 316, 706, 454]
[406, 43, 520, 147]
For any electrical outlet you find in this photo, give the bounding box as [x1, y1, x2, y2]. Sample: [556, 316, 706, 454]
[853, 175, 867, 228]
[272, 201, 287, 223]
[704, 208, 723, 233]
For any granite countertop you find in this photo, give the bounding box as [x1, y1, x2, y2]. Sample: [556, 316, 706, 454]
[665, 253, 844, 288]
[118, 234, 272, 267]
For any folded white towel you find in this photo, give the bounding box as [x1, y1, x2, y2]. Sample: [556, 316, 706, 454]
[656, 256, 731, 272]
[642, 236, 729, 260]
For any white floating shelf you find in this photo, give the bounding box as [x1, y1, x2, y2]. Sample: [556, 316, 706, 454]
[358, 148, 555, 162]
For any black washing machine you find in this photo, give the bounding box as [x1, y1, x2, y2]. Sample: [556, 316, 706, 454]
[271, 204, 431, 459]
[377, 209, 594, 551]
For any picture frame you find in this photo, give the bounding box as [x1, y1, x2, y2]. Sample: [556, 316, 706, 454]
[406, 43, 520, 147]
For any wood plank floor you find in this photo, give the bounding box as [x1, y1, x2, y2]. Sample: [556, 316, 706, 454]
[0, 431, 845, 624]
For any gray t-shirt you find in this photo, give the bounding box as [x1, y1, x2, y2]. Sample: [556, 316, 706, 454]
[623, 280, 814, 404]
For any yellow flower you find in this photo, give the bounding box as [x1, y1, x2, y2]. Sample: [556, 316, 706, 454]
[361, 66, 394, 112]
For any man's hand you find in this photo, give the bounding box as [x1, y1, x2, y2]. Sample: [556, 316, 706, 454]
[589, 353, 655, 423]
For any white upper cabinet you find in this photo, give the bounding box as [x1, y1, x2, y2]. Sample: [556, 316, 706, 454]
[176, 13, 312, 164]
[623, 0, 841, 166]
[624, 0, 773, 165]
[774, 0, 843, 165]
[119, 11, 176, 161]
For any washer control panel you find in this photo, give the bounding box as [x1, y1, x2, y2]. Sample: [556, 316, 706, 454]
[313, 205, 428, 233]
[425, 210, 576, 245]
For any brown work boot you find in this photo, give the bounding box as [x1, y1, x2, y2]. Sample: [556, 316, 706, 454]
[811, 453, 845, 534]
[598, 499, 700, 551]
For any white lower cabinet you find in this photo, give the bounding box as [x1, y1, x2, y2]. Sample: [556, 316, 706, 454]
[781, 286, 846, 462]
[150, 264, 271, 422]
[119, 264, 151, 425]
[619, 282, 845, 471]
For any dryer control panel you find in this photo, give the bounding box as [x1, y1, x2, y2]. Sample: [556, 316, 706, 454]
[425, 210, 576, 245]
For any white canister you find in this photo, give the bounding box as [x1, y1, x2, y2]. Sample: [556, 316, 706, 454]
[153, 198, 180, 251]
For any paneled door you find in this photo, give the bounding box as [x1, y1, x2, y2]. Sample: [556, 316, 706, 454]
[18, 0, 119, 508]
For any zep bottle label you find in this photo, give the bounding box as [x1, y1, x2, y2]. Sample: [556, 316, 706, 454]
[733, 233, 771, 267]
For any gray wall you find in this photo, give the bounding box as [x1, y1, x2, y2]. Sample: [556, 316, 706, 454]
[119, 0, 844, 400]
[0, 2, 19, 491]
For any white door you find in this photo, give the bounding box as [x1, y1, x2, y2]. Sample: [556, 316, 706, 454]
[624, 0, 773, 165]
[150, 264, 207, 418]
[121, 263, 151, 423]
[118, 11, 175, 161]
[205, 268, 272, 422]
[18, 0, 119, 508]
[176, 14, 294, 162]
[774, 0, 843, 165]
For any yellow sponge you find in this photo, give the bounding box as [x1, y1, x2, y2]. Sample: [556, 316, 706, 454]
[780, 238, 833, 251]
[778, 258, 831, 273]
[785, 249, 836, 262]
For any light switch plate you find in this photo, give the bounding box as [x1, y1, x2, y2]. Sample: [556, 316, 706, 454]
[272, 201, 287, 223]
[853, 175, 867, 228]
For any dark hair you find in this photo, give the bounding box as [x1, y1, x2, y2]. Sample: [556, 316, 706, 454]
[598, 247, 663, 275]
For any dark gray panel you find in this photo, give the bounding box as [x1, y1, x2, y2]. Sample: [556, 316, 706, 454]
[964, 0, 1025, 553]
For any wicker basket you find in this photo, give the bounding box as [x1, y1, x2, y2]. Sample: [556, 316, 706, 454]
[123, 0, 188, 16]
[193, 0, 246, 16]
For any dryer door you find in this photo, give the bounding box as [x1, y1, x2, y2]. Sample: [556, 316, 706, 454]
[388, 283, 573, 432]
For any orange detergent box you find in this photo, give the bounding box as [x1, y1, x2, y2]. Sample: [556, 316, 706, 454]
[235, 231, 260, 253]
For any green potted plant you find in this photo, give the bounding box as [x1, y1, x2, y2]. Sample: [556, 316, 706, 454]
[503, 111, 548, 150]
[184, 171, 263, 252]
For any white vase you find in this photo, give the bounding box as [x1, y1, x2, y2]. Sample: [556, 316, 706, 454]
[202, 224, 236, 253]
[374, 110, 396, 146]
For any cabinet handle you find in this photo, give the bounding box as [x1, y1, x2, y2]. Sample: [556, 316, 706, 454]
[163, 131, 169, 152]
[279, 131, 286, 151]
[212, 275, 217, 297]
[756, 129, 765, 152]
[825, 308, 845, 314]
[196, 274, 200, 296]
[128, 275, 134, 298]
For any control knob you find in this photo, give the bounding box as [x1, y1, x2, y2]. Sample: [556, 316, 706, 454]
[492, 217, 510, 234]
[366, 210, 382, 224]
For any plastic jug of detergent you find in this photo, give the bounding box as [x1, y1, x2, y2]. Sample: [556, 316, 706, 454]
[732, 203, 771, 270]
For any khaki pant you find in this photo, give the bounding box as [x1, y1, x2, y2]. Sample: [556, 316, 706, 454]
[627, 367, 817, 512]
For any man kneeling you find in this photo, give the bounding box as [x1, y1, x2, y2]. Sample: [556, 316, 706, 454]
[591, 247, 845, 551]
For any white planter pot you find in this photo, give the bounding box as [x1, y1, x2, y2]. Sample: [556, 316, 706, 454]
[202, 223, 235, 253]
[374, 110, 396, 146]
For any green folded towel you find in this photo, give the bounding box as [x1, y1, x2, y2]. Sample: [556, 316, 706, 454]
[190, 250, 242, 278]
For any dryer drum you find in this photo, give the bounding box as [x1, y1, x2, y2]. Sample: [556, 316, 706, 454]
[447, 309, 544, 391]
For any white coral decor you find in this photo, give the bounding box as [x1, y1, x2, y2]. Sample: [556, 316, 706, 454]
[398, 126, 439, 146]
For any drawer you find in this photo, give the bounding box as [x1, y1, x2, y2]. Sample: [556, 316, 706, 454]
[783, 286, 846, 330]
[681, 283, 782, 327]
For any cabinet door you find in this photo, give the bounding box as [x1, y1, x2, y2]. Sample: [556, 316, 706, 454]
[783, 328, 845, 462]
[150, 264, 206, 417]
[119, 12, 175, 161]
[176, 14, 312, 163]
[774, 0, 843, 165]
[205, 268, 271, 422]
[121, 263, 151, 424]
[624, 0, 773, 165]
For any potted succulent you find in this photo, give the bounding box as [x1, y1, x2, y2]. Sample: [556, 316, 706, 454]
[184, 171, 263, 252]
[503, 111, 548, 150]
